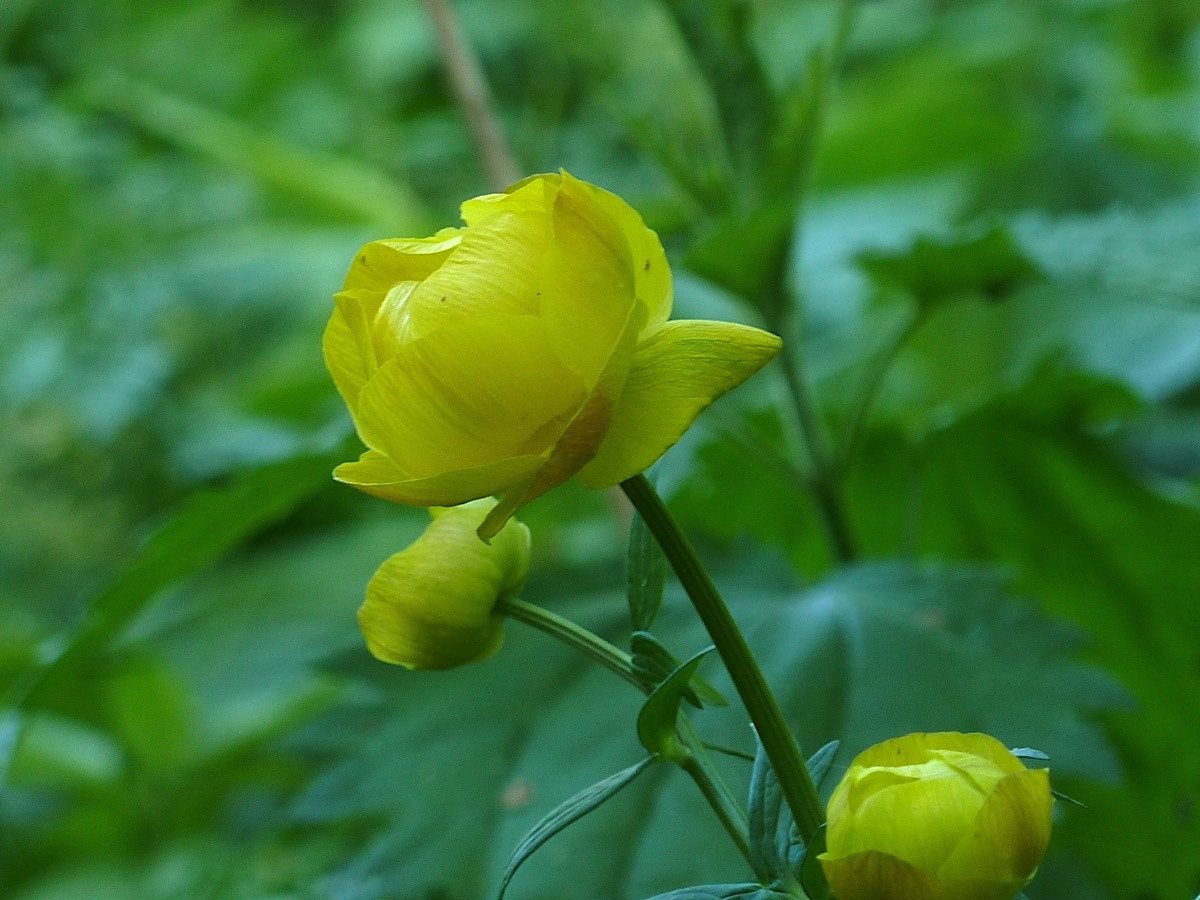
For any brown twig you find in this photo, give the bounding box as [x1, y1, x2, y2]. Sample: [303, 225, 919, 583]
[421, 0, 520, 190]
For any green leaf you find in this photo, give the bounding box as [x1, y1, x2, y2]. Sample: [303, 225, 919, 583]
[747, 736, 785, 884]
[805, 740, 840, 790]
[496, 755, 656, 900]
[645, 886, 792, 900]
[856, 225, 1042, 313]
[637, 647, 717, 761]
[628, 511, 668, 631]
[630, 631, 729, 709]
[658, 0, 773, 183]
[79, 72, 434, 231]
[24, 450, 344, 707]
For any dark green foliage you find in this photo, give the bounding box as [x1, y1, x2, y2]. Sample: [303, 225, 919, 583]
[4, 0, 1200, 897]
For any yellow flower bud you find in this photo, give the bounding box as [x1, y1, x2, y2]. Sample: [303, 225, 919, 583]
[819, 732, 1053, 900]
[357, 498, 532, 670]
[324, 171, 782, 538]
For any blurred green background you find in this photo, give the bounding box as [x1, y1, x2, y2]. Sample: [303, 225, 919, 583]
[3, 0, 1200, 897]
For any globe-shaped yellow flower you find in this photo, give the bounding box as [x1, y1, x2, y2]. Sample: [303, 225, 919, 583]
[324, 171, 782, 538]
[357, 498, 532, 670]
[819, 732, 1053, 900]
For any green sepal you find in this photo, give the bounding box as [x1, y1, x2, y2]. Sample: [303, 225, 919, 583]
[1010, 746, 1050, 762]
[496, 755, 656, 900]
[637, 647, 716, 761]
[627, 511, 667, 631]
[630, 631, 729, 709]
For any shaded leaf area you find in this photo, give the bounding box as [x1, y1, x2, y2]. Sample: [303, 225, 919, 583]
[675, 384, 1200, 896]
[272, 552, 1118, 898]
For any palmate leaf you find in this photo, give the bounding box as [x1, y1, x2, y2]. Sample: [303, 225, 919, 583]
[281, 550, 1120, 899]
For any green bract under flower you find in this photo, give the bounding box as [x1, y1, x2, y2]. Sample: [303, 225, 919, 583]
[357, 498, 532, 670]
[324, 171, 781, 538]
[819, 732, 1053, 900]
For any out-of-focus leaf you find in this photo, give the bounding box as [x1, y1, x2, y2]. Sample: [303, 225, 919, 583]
[658, 0, 773, 183]
[79, 72, 433, 231]
[25, 449, 346, 707]
[857, 225, 1042, 313]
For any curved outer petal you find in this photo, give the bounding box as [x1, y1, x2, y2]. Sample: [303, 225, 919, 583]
[821, 850, 1027, 900]
[342, 232, 462, 299]
[939, 769, 1054, 883]
[820, 850, 937, 900]
[357, 498, 532, 670]
[334, 449, 545, 508]
[323, 292, 378, 417]
[849, 733, 1026, 776]
[828, 760, 989, 874]
[575, 319, 782, 489]
[353, 313, 587, 479]
[555, 171, 673, 333]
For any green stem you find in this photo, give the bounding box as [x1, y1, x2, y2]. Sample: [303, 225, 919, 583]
[495, 596, 754, 868]
[619, 475, 825, 843]
[497, 597, 642, 691]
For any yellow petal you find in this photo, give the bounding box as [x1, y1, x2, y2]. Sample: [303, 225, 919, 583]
[353, 314, 587, 478]
[342, 231, 462, 299]
[831, 761, 987, 874]
[459, 175, 556, 226]
[575, 320, 782, 488]
[558, 171, 673, 332]
[849, 733, 1025, 777]
[335, 449, 544, 507]
[535, 173, 638, 384]
[358, 498, 531, 670]
[819, 850, 937, 900]
[938, 769, 1054, 882]
[323, 292, 379, 418]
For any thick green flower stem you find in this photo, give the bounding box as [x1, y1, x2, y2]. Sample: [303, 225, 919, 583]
[495, 597, 753, 867]
[620, 475, 826, 843]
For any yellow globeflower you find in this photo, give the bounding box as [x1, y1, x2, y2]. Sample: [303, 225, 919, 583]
[819, 732, 1053, 900]
[358, 498, 532, 670]
[324, 171, 781, 538]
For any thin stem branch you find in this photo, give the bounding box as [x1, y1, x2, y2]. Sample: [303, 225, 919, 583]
[620, 475, 825, 843]
[840, 310, 921, 464]
[496, 596, 754, 869]
[765, 0, 860, 564]
[421, 0, 520, 190]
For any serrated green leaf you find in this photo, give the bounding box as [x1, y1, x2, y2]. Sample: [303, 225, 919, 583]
[497, 755, 656, 900]
[637, 647, 716, 761]
[628, 511, 668, 631]
[856, 225, 1041, 312]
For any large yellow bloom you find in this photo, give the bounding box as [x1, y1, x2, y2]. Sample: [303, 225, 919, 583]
[819, 732, 1053, 900]
[357, 498, 532, 670]
[324, 171, 781, 538]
